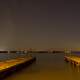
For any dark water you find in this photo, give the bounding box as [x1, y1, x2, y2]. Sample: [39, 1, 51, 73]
[1, 53, 80, 80]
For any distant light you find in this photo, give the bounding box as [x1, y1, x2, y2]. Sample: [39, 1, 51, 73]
[0, 49, 6, 51]
[0, 47, 10, 51]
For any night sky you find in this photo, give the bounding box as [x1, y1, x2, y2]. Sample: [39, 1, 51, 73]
[0, 0, 80, 50]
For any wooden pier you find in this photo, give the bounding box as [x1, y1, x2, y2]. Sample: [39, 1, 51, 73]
[64, 55, 80, 66]
[0, 56, 36, 79]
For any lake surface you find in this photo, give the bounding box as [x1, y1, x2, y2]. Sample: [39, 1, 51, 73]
[1, 53, 80, 80]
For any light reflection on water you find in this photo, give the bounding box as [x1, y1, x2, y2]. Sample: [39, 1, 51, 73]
[1, 53, 80, 80]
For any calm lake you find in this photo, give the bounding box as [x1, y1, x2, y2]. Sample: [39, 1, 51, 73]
[1, 53, 80, 80]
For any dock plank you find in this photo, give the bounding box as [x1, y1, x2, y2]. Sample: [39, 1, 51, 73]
[64, 55, 80, 66]
[0, 56, 33, 71]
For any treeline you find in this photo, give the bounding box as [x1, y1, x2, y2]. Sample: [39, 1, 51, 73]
[0, 50, 64, 53]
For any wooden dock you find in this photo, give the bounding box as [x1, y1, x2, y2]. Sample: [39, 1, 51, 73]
[0, 56, 36, 79]
[64, 55, 80, 66]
